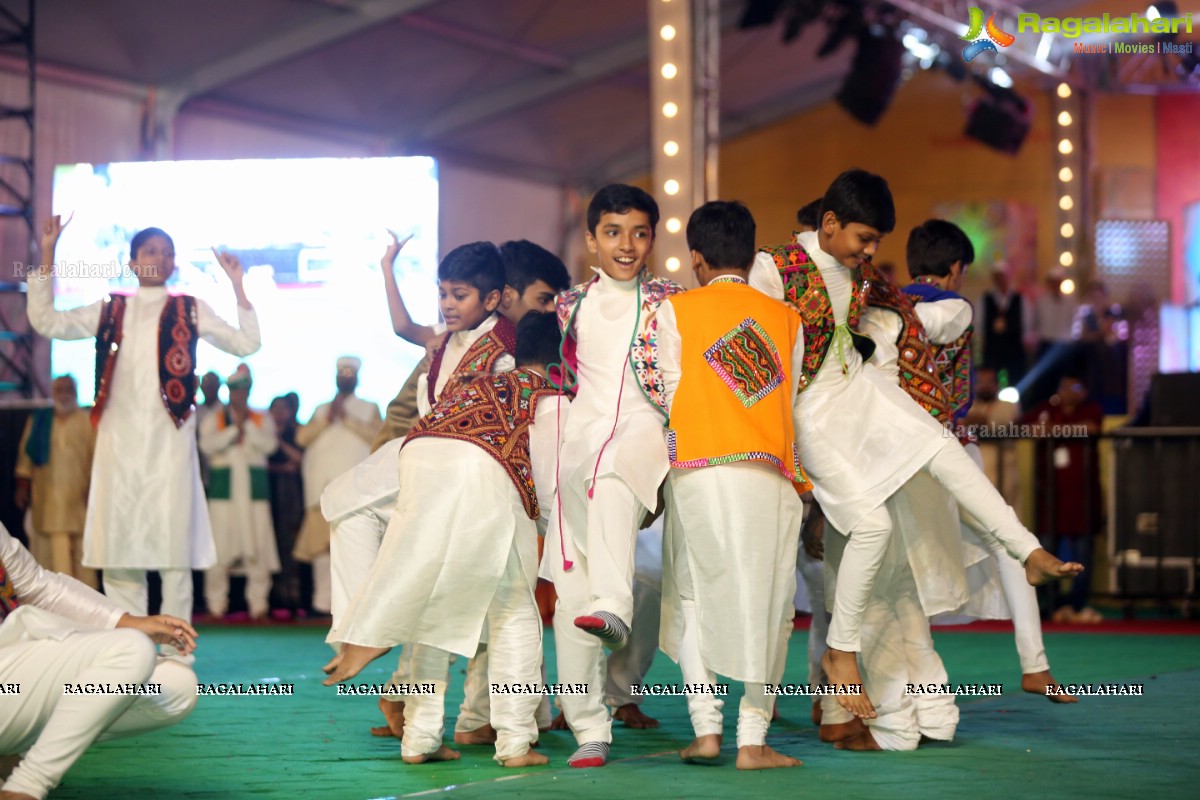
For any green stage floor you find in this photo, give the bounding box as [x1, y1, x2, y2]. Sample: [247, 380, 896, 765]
[53, 624, 1200, 799]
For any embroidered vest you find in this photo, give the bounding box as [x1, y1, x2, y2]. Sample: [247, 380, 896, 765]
[905, 282, 975, 424]
[555, 272, 684, 416]
[667, 282, 810, 491]
[759, 243, 873, 392]
[94, 294, 200, 428]
[0, 555, 19, 622]
[426, 314, 518, 408]
[865, 265, 953, 425]
[405, 370, 559, 520]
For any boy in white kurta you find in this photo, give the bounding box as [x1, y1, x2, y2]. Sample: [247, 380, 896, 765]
[198, 365, 281, 620]
[542, 184, 683, 768]
[0, 522, 199, 800]
[656, 201, 806, 770]
[323, 311, 566, 767]
[27, 218, 261, 625]
[750, 170, 1082, 720]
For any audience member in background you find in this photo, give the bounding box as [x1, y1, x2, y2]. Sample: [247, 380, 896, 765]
[296, 358, 381, 617]
[267, 393, 305, 617]
[195, 371, 224, 495]
[1022, 374, 1104, 624]
[981, 263, 1030, 385]
[14, 375, 96, 587]
[961, 366, 1020, 508]
[1024, 267, 1080, 411]
[199, 365, 280, 621]
[1072, 281, 1128, 415]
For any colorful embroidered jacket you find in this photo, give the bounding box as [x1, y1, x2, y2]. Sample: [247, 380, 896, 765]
[405, 370, 559, 520]
[864, 264, 953, 425]
[555, 271, 684, 416]
[426, 314, 518, 408]
[905, 281, 975, 425]
[94, 294, 199, 428]
[667, 281, 811, 492]
[0, 554, 18, 622]
[759, 243, 873, 392]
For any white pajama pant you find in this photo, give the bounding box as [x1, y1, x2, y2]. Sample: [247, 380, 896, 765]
[0, 629, 198, 799]
[828, 440, 1042, 653]
[671, 532, 782, 748]
[604, 580, 661, 707]
[961, 443, 1049, 675]
[546, 475, 645, 746]
[204, 564, 272, 618]
[821, 535, 932, 751]
[102, 568, 193, 620]
[797, 548, 828, 688]
[400, 545, 542, 762]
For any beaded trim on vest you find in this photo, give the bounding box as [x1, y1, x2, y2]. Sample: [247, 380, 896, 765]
[905, 281, 975, 425]
[94, 294, 199, 428]
[405, 370, 558, 520]
[865, 265, 952, 425]
[426, 315, 518, 408]
[759, 243, 871, 391]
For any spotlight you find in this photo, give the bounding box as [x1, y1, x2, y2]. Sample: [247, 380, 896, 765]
[1059, 167, 1073, 182]
[1061, 222, 1075, 237]
[998, 387, 1020, 403]
[1061, 278, 1076, 294]
[1058, 110, 1073, 126]
[665, 256, 682, 271]
[662, 102, 679, 118]
[1059, 195, 1074, 210]
[666, 217, 682, 233]
[663, 140, 680, 156]
[1057, 82, 1072, 98]
[989, 67, 1013, 88]
[664, 179, 680, 195]
[1059, 139, 1073, 154]
[1060, 252, 1074, 267]
[661, 63, 677, 79]
[660, 24, 677, 41]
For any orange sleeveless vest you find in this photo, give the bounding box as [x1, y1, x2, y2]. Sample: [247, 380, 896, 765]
[666, 280, 809, 490]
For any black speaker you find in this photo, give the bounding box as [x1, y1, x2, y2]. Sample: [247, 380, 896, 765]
[1150, 372, 1200, 426]
[964, 86, 1031, 155]
[835, 28, 905, 126]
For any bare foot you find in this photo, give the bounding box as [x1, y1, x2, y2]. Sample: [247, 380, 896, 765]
[812, 698, 822, 726]
[1024, 548, 1084, 586]
[1022, 671, 1078, 704]
[819, 717, 866, 743]
[549, 712, 570, 731]
[454, 723, 497, 745]
[369, 697, 406, 737]
[834, 728, 881, 751]
[402, 745, 461, 764]
[322, 643, 392, 685]
[822, 649, 875, 719]
[501, 750, 549, 767]
[613, 703, 659, 729]
[680, 733, 722, 762]
[736, 744, 802, 770]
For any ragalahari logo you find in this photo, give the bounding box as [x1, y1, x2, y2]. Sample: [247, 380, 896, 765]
[962, 7, 1016, 62]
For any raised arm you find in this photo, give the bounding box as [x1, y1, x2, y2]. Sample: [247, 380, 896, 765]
[198, 250, 261, 356]
[26, 214, 103, 340]
[381, 230, 438, 347]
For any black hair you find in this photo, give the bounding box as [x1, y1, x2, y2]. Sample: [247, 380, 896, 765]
[437, 241, 505, 299]
[906, 219, 976, 279]
[796, 198, 822, 229]
[586, 184, 660, 235]
[686, 201, 756, 270]
[819, 169, 896, 234]
[515, 310, 562, 369]
[500, 240, 571, 294]
[130, 227, 174, 260]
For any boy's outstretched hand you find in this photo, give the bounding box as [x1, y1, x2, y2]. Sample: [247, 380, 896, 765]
[39, 213, 73, 260]
[382, 229, 414, 267]
[212, 248, 245, 284]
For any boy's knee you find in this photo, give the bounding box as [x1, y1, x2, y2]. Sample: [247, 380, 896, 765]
[107, 629, 159, 682]
[152, 660, 200, 720]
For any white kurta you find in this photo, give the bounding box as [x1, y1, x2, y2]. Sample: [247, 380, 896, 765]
[748, 232, 946, 535]
[336, 401, 560, 657]
[26, 282, 261, 569]
[198, 411, 281, 574]
[559, 269, 669, 517]
[300, 395, 381, 508]
[416, 313, 516, 417]
[654, 289, 805, 683]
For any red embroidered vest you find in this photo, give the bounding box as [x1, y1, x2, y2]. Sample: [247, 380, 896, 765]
[426, 315, 518, 408]
[405, 370, 559, 520]
[0, 555, 19, 622]
[93, 294, 200, 428]
[864, 265, 953, 425]
[759, 243, 872, 391]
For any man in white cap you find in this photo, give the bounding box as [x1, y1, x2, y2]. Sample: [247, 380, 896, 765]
[198, 365, 280, 621]
[296, 358, 380, 616]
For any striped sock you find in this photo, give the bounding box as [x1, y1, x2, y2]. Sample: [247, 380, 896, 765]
[573, 612, 630, 650]
[568, 741, 610, 768]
